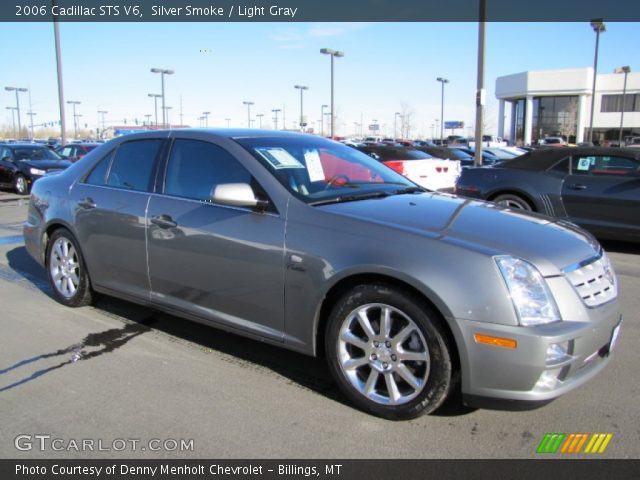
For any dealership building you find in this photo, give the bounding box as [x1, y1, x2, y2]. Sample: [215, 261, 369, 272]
[495, 67, 640, 145]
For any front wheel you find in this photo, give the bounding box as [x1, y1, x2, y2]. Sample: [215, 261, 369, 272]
[46, 229, 94, 307]
[325, 284, 454, 420]
[14, 174, 28, 195]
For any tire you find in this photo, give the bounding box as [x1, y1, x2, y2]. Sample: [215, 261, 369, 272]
[493, 193, 533, 211]
[14, 174, 28, 195]
[325, 284, 454, 420]
[46, 229, 94, 307]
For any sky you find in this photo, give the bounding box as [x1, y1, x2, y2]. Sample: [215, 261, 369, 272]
[1, 21, 638, 138]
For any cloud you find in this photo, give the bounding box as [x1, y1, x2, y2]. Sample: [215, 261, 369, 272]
[270, 23, 372, 49]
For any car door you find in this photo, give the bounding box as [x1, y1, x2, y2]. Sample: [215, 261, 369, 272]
[0, 147, 13, 185]
[146, 137, 286, 341]
[71, 138, 165, 299]
[562, 154, 640, 237]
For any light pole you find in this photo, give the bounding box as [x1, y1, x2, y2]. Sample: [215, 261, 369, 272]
[5, 86, 28, 138]
[27, 111, 36, 139]
[474, 0, 486, 166]
[615, 66, 631, 145]
[6, 106, 17, 137]
[394, 112, 401, 140]
[150, 67, 174, 128]
[243, 101, 254, 128]
[436, 77, 449, 142]
[272, 109, 281, 130]
[144, 114, 151, 126]
[66, 100, 81, 138]
[225, 118, 231, 128]
[52, 4, 67, 145]
[202, 111, 210, 127]
[320, 48, 344, 138]
[98, 110, 107, 136]
[256, 113, 264, 129]
[320, 104, 328, 136]
[588, 19, 605, 144]
[148, 94, 161, 127]
[164, 106, 172, 127]
[294, 85, 308, 131]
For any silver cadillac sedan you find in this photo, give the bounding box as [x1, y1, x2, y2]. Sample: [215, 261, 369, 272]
[23, 130, 622, 420]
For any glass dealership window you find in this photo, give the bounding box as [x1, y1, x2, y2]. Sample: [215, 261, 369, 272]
[532, 96, 579, 143]
[600, 94, 640, 113]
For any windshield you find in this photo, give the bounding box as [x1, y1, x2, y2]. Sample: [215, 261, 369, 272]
[14, 147, 62, 161]
[235, 136, 417, 205]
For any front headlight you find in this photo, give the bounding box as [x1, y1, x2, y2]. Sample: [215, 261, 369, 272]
[29, 168, 46, 176]
[495, 256, 561, 326]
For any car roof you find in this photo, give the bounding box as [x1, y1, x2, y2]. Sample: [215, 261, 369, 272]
[6, 143, 51, 148]
[501, 147, 640, 170]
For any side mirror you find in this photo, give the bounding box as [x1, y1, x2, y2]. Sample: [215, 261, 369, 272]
[212, 183, 268, 211]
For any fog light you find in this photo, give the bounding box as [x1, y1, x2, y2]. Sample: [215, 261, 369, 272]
[546, 341, 571, 366]
[534, 367, 563, 391]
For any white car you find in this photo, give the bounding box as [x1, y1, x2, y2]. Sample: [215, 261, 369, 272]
[357, 145, 461, 192]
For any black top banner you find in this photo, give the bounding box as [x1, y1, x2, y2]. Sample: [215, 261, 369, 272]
[3, 460, 640, 480]
[3, 0, 640, 22]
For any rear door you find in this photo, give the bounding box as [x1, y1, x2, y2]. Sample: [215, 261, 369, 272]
[146, 136, 286, 340]
[71, 138, 165, 299]
[562, 154, 640, 237]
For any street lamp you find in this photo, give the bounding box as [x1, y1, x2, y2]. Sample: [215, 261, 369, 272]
[394, 112, 401, 140]
[320, 48, 344, 138]
[164, 106, 172, 127]
[272, 109, 281, 130]
[98, 110, 108, 135]
[436, 77, 449, 142]
[320, 104, 328, 136]
[27, 111, 36, 139]
[256, 113, 264, 129]
[150, 67, 174, 128]
[144, 114, 152, 126]
[294, 85, 308, 131]
[148, 94, 161, 127]
[225, 118, 231, 128]
[615, 66, 631, 145]
[588, 19, 605, 144]
[202, 111, 210, 128]
[243, 101, 254, 128]
[5, 86, 28, 138]
[66, 100, 81, 138]
[6, 106, 17, 137]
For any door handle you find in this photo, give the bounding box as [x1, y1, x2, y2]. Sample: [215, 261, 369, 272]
[150, 214, 177, 229]
[78, 197, 96, 209]
[567, 184, 587, 190]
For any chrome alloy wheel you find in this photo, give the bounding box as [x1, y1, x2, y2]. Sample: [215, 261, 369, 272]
[15, 176, 27, 195]
[49, 237, 80, 299]
[337, 303, 430, 405]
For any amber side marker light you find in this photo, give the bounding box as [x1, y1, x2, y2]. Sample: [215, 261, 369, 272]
[474, 333, 518, 349]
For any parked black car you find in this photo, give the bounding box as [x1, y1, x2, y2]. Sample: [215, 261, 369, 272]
[456, 147, 640, 242]
[0, 144, 71, 194]
[56, 143, 101, 162]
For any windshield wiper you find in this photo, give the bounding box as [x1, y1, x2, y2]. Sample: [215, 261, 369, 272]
[309, 191, 391, 206]
[393, 186, 427, 195]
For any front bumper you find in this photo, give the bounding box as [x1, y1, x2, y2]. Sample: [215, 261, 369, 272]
[455, 300, 621, 404]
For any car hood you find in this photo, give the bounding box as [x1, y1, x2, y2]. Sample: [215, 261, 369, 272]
[318, 192, 600, 276]
[20, 159, 71, 170]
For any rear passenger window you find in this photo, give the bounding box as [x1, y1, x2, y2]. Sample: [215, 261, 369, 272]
[571, 155, 639, 176]
[164, 139, 252, 201]
[106, 140, 162, 191]
[85, 150, 114, 185]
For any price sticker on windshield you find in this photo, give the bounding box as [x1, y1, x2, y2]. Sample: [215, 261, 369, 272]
[303, 149, 325, 182]
[256, 147, 305, 169]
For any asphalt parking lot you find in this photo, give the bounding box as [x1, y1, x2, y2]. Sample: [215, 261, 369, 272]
[0, 190, 638, 459]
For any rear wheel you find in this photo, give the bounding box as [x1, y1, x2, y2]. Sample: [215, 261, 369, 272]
[325, 284, 454, 420]
[46, 229, 93, 307]
[493, 193, 533, 211]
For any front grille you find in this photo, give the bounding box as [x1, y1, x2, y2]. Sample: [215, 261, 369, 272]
[563, 255, 617, 308]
